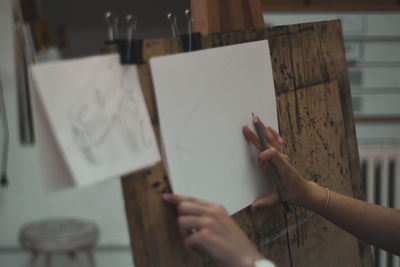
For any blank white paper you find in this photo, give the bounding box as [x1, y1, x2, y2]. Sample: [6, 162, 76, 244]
[150, 40, 278, 215]
[32, 54, 160, 187]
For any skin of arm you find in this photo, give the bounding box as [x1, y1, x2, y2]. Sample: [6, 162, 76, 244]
[242, 122, 400, 256]
[163, 119, 400, 266]
[302, 182, 400, 255]
[162, 194, 264, 267]
[162, 121, 286, 266]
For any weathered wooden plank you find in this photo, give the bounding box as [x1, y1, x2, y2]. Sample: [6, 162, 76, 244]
[191, 0, 265, 35]
[315, 21, 372, 265]
[121, 20, 373, 267]
[277, 81, 360, 266]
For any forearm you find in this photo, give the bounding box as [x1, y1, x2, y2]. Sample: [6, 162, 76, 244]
[244, 122, 400, 256]
[300, 181, 400, 255]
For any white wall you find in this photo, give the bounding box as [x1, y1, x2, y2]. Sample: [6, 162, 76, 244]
[0, 0, 189, 267]
[0, 0, 135, 266]
[1, 0, 189, 265]
[263, 12, 400, 142]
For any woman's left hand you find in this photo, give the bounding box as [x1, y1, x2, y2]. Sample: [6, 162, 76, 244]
[163, 194, 264, 267]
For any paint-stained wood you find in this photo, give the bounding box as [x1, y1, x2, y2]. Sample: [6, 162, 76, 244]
[121, 20, 373, 267]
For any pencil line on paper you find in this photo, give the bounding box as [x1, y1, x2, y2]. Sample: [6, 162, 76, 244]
[176, 49, 240, 151]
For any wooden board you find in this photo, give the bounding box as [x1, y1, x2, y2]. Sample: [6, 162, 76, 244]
[121, 20, 373, 267]
[191, 0, 265, 35]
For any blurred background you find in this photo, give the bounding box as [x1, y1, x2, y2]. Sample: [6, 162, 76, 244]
[1, 0, 400, 266]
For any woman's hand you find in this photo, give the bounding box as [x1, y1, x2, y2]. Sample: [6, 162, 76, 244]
[244, 120, 400, 256]
[163, 194, 264, 267]
[242, 120, 313, 211]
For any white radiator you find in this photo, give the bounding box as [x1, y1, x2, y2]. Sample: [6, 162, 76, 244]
[359, 144, 400, 267]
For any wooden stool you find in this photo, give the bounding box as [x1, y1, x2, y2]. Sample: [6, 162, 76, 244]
[19, 218, 99, 267]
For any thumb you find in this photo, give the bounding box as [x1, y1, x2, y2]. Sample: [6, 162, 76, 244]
[251, 194, 280, 212]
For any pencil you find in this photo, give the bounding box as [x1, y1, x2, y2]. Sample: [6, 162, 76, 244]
[252, 113, 290, 212]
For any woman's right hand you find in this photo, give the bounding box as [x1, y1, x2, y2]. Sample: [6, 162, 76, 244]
[242, 120, 315, 212]
[243, 119, 400, 256]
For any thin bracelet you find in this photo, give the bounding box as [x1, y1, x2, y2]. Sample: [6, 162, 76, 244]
[319, 187, 330, 214]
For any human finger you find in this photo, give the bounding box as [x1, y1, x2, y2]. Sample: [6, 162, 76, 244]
[183, 229, 210, 256]
[242, 126, 261, 150]
[259, 122, 283, 154]
[257, 148, 288, 168]
[252, 118, 284, 153]
[266, 126, 284, 153]
[267, 126, 279, 137]
[162, 194, 211, 207]
[178, 201, 209, 216]
[251, 194, 280, 212]
[264, 127, 278, 149]
[257, 118, 275, 142]
[177, 215, 205, 238]
[178, 216, 206, 230]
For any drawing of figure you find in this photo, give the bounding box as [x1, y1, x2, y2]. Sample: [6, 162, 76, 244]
[118, 66, 153, 150]
[68, 61, 151, 165]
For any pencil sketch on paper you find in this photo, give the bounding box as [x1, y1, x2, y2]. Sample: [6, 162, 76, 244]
[150, 40, 278, 214]
[176, 50, 238, 155]
[68, 63, 151, 165]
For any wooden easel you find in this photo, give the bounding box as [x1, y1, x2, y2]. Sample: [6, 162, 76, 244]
[121, 1, 373, 266]
[191, 0, 264, 34]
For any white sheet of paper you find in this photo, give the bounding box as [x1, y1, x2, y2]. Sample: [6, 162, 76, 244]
[150, 40, 278, 215]
[32, 54, 160, 187]
[32, 82, 75, 192]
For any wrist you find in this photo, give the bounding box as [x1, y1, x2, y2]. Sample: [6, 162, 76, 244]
[297, 181, 326, 212]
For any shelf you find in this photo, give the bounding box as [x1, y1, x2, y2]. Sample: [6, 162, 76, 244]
[355, 115, 400, 123]
[260, 0, 400, 12]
